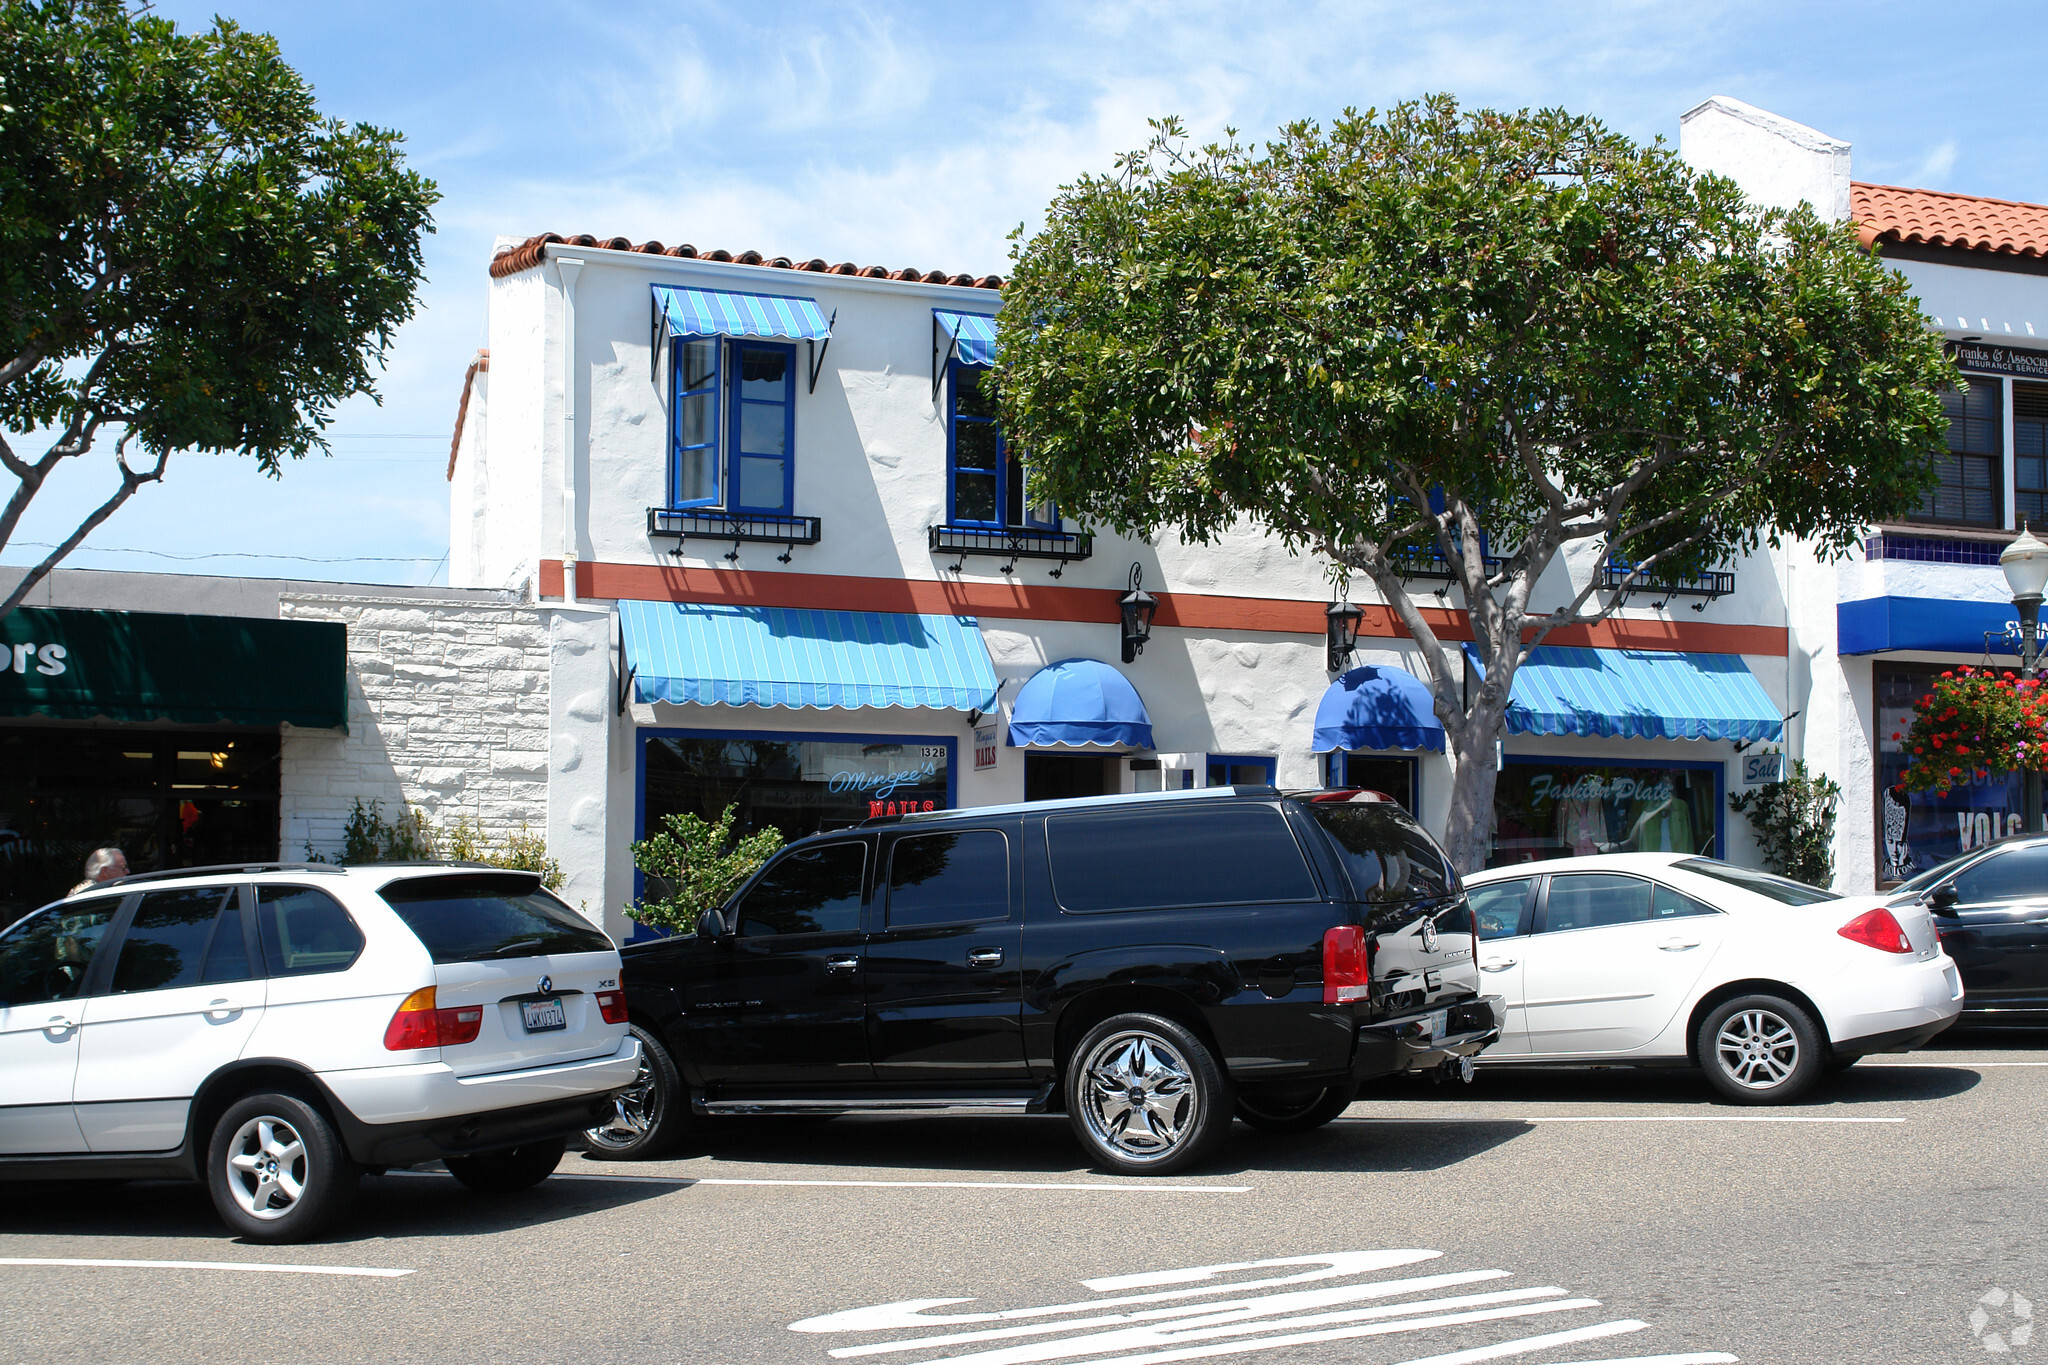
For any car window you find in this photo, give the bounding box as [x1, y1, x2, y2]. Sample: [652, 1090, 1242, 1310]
[379, 873, 613, 963]
[1895, 848, 1987, 895]
[735, 842, 867, 937]
[110, 886, 237, 994]
[0, 899, 120, 1008]
[1651, 884, 1715, 919]
[887, 830, 1009, 929]
[1469, 879, 1531, 940]
[256, 885, 365, 976]
[1304, 802, 1456, 902]
[1543, 874, 1653, 932]
[1952, 844, 2048, 905]
[1674, 858, 1837, 905]
[1048, 805, 1319, 914]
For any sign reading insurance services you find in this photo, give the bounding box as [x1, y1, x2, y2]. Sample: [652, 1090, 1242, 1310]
[1950, 341, 2048, 380]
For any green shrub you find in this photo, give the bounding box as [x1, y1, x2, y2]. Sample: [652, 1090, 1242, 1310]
[1728, 757, 1842, 889]
[309, 798, 565, 891]
[626, 805, 783, 935]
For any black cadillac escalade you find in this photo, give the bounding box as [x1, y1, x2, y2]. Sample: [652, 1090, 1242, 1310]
[587, 787, 1505, 1174]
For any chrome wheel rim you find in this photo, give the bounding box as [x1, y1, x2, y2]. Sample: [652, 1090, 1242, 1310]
[584, 1049, 658, 1151]
[1715, 1008, 1800, 1089]
[1078, 1029, 1197, 1163]
[225, 1115, 308, 1220]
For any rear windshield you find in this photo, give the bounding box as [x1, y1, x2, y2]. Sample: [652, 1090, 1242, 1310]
[1673, 858, 1838, 905]
[1305, 802, 1456, 902]
[378, 872, 612, 963]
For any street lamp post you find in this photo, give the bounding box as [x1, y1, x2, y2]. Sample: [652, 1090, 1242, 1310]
[2001, 525, 2048, 833]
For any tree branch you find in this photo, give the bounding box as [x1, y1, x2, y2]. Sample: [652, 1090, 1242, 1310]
[0, 438, 169, 618]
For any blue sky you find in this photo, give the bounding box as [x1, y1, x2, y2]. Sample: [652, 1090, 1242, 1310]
[11, 0, 2046, 587]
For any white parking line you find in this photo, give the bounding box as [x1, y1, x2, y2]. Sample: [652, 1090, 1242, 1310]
[0, 1257, 412, 1278]
[385, 1170, 1250, 1194]
[1861, 1060, 2048, 1067]
[1333, 1115, 1903, 1124]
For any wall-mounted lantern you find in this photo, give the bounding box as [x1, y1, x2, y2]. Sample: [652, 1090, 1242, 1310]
[1119, 563, 1158, 664]
[1326, 600, 1364, 671]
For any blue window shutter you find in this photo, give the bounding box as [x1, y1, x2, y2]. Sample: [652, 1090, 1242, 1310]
[670, 337, 722, 509]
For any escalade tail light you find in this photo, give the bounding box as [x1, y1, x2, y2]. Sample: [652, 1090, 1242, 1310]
[1323, 924, 1371, 1004]
[1839, 908, 1913, 955]
[382, 986, 486, 1050]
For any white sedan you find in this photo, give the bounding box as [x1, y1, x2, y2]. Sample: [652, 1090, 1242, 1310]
[1461, 853, 1964, 1103]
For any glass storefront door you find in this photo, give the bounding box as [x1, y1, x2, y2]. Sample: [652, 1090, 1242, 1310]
[1489, 757, 1721, 869]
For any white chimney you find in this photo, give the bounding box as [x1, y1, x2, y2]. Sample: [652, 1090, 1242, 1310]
[1679, 96, 1851, 222]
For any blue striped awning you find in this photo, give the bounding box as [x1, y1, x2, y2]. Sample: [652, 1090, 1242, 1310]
[618, 600, 997, 711]
[651, 284, 832, 341]
[934, 310, 999, 367]
[1462, 644, 1782, 743]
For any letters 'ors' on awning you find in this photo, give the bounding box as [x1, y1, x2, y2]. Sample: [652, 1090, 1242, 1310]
[1463, 643, 1782, 743]
[617, 600, 998, 711]
[651, 283, 833, 341]
[1312, 665, 1445, 753]
[0, 606, 347, 730]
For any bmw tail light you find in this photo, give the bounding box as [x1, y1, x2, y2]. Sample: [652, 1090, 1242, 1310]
[1323, 924, 1370, 1004]
[595, 984, 628, 1025]
[1839, 908, 1913, 954]
[382, 986, 486, 1050]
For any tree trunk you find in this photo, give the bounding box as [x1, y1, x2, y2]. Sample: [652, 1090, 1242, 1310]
[1441, 703, 1510, 876]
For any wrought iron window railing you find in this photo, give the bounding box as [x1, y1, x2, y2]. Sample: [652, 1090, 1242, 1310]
[1389, 544, 1506, 582]
[647, 508, 822, 564]
[1597, 557, 1734, 600]
[929, 525, 1093, 576]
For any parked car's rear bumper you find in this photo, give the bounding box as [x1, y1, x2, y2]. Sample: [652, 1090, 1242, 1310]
[1824, 956, 1964, 1051]
[1352, 995, 1505, 1079]
[318, 1035, 641, 1128]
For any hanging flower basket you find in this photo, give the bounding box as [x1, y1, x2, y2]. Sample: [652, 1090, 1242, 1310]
[1896, 666, 2048, 796]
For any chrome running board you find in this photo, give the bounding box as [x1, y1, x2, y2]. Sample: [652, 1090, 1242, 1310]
[696, 1096, 1035, 1117]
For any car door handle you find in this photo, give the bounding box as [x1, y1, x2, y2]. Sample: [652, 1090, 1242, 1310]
[203, 999, 246, 1019]
[1480, 958, 1516, 972]
[43, 1015, 77, 1033]
[967, 948, 1004, 968]
[825, 956, 859, 975]
[1659, 938, 1701, 951]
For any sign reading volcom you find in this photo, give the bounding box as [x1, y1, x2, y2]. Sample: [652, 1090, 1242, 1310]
[2, 642, 67, 676]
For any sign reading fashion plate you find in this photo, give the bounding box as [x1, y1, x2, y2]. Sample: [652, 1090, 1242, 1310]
[1950, 341, 2048, 380]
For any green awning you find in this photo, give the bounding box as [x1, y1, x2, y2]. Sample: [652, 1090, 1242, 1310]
[0, 607, 347, 730]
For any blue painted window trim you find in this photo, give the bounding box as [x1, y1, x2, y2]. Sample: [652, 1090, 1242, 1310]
[629, 725, 960, 943]
[729, 339, 797, 515]
[1206, 754, 1277, 788]
[947, 360, 1058, 531]
[669, 337, 722, 509]
[1500, 753, 1725, 860]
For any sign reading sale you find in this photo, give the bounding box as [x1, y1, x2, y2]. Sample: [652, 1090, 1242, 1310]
[973, 724, 998, 771]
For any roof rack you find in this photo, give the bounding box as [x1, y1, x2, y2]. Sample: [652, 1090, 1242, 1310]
[98, 861, 346, 888]
[863, 784, 1281, 827]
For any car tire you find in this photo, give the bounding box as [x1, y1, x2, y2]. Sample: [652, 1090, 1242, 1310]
[1064, 1012, 1233, 1176]
[1235, 1082, 1358, 1133]
[444, 1138, 566, 1194]
[1697, 994, 1825, 1105]
[1824, 1053, 1860, 1074]
[206, 1092, 360, 1244]
[583, 1023, 687, 1160]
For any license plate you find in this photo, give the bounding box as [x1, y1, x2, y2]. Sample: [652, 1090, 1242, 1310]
[1425, 1009, 1447, 1040]
[520, 998, 566, 1033]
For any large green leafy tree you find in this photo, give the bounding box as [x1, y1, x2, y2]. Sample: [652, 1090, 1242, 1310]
[0, 0, 437, 615]
[998, 97, 1953, 872]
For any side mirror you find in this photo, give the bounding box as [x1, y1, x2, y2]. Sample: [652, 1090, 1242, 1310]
[697, 905, 730, 938]
[1928, 884, 1960, 912]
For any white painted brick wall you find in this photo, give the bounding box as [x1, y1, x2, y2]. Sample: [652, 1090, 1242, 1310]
[278, 592, 552, 861]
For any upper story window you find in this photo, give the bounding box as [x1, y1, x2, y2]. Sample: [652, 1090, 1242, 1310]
[668, 337, 798, 515]
[2016, 382, 2048, 528]
[1916, 378, 2001, 528]
[948, 362, 1055, 530]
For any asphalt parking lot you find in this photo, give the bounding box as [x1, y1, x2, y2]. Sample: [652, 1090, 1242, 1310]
[2, 1031, 2041, 1365]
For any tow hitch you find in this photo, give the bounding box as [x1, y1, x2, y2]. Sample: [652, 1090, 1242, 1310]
[1432, 1055, 1476, 1085]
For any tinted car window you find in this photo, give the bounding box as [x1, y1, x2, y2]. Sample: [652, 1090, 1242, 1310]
[887, 831, 1009, 929]
[1305, 802, 1456, 902]
[735, 842, 867, 936]
[0, 899, 119, 1007]
[379, 873, 612, 963]
[110, 886, 235, 994]
[1674, 858, 1837, 905]
[1047, 805, 1319, 914]
[256, 885, 365, 976]
[1652, 884, 1715, 919]
[1469, 879, 1531, 940]
[1952, 843, 2048, 905]
[1543, 874, 1653, 932]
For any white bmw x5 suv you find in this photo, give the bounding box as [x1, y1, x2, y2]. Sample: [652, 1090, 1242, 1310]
[0, 862, 639, 1242]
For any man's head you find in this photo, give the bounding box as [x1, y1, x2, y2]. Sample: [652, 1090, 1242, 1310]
[83, 847, 129, 883]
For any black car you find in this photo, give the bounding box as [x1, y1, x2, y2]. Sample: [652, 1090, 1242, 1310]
[1891, 833, 2048, 1024]
[586, 787, 1504, 1174]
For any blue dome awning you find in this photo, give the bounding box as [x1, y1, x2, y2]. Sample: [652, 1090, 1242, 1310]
[1007, 658, 1153, 749]
[1312, 665, 1446, 753]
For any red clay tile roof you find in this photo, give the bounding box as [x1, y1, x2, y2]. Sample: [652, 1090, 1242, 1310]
[447, 349, 488, 482]
[489, 233, 1003, 289]
[1854, 182, 2048, 260]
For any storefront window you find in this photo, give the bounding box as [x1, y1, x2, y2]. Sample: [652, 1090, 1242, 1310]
[1489, 758, 1719, 868]
[0, 727, 281, 922]
[1875, 665, 2021, 883]
[641, 733, 954, 850]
